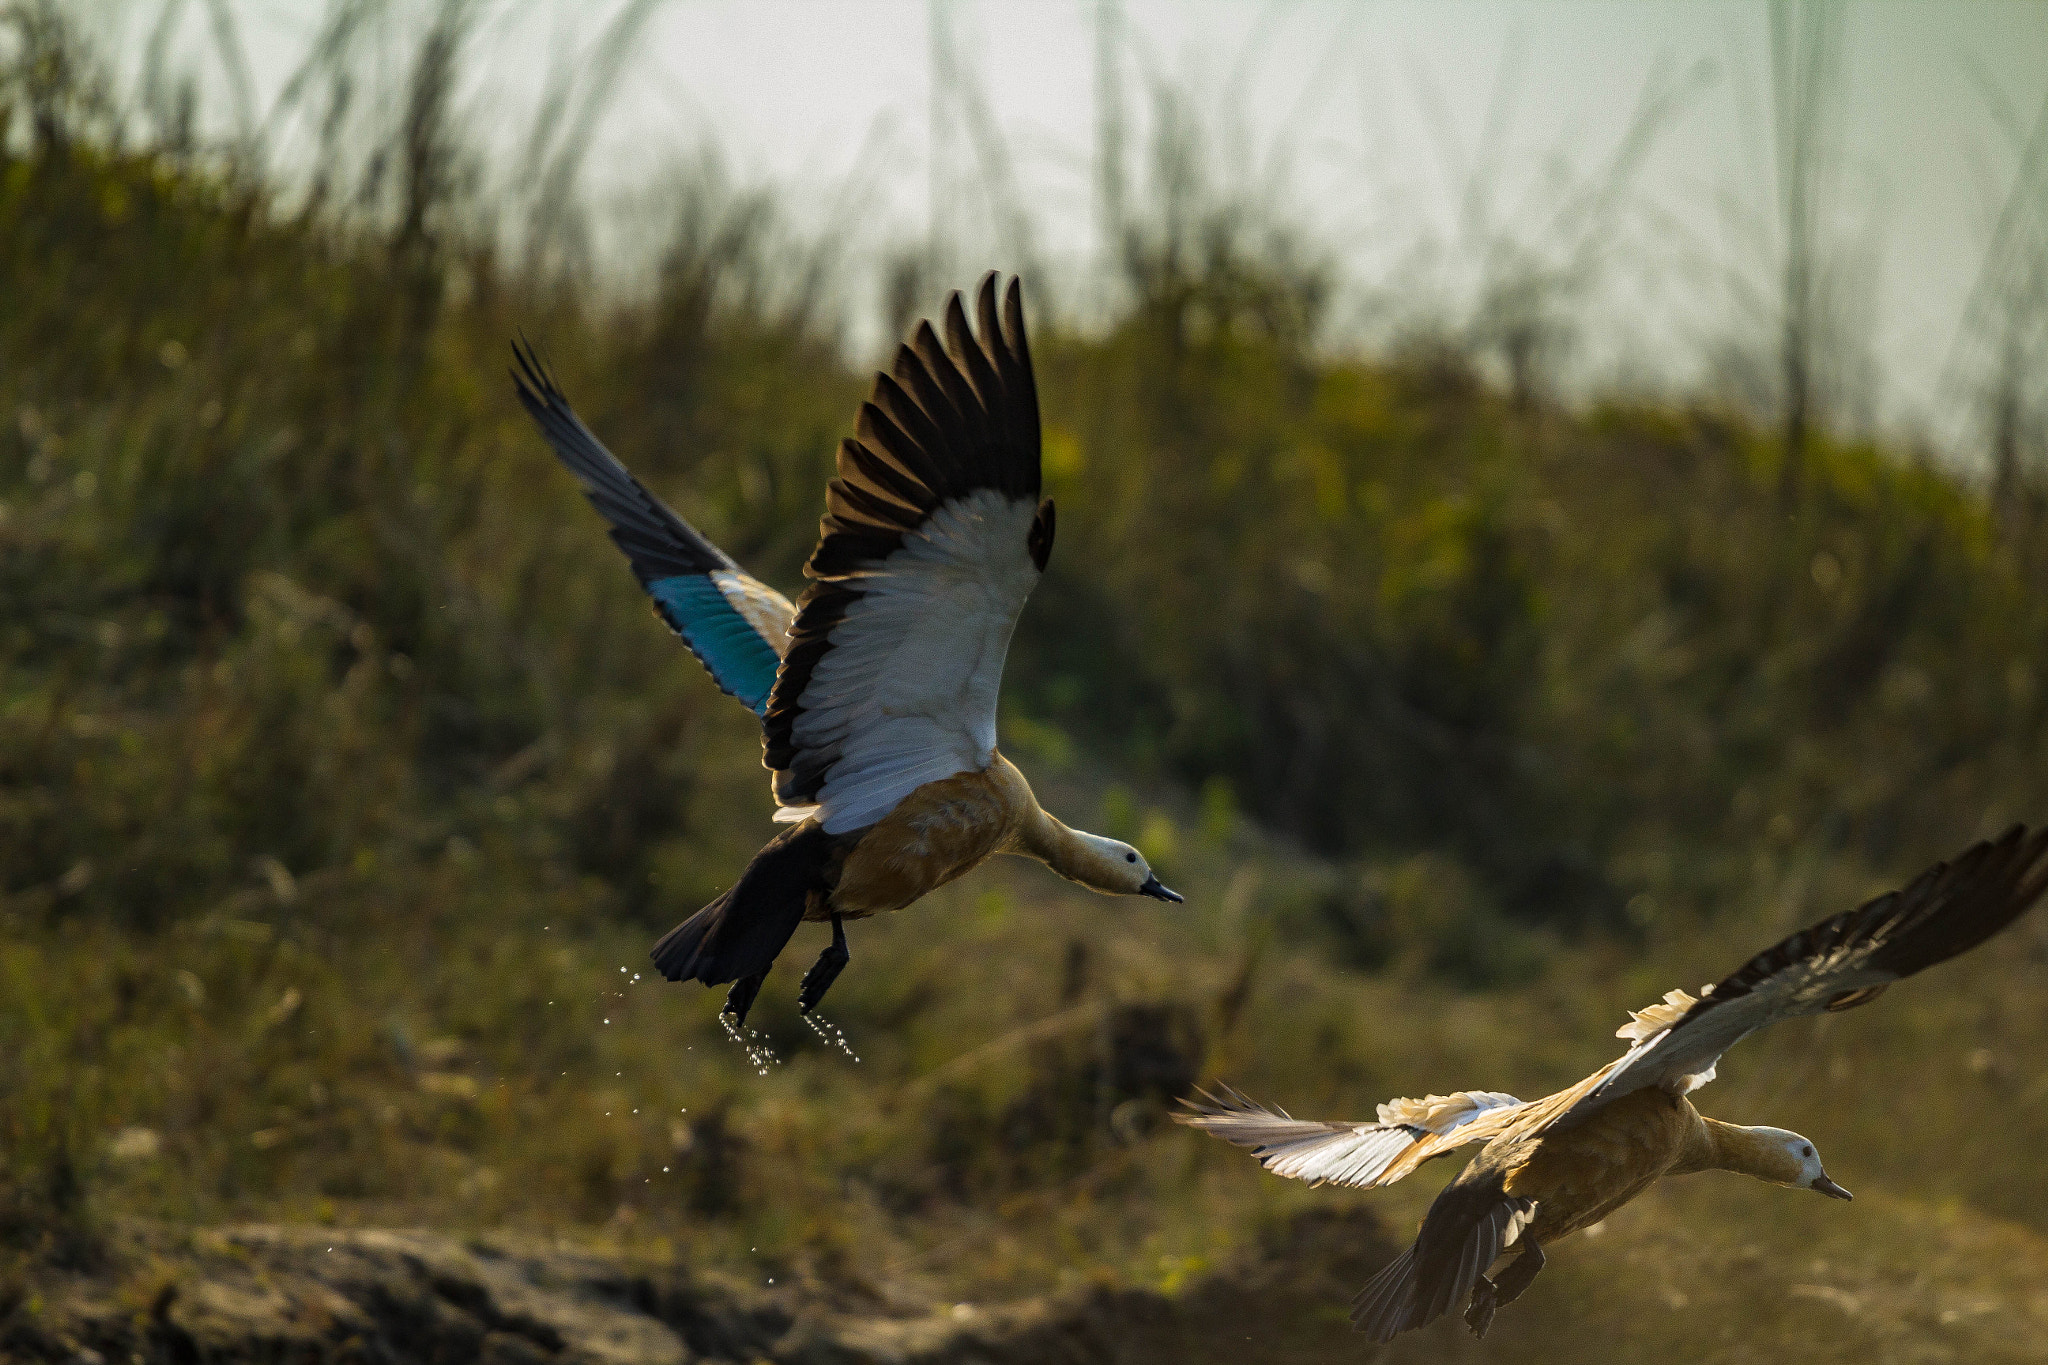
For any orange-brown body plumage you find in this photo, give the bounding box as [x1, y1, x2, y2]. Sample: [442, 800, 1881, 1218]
[822, 756, 1034, 918]
[1503, 1090, 1715, 1243]
[818, 753, 1133, 919]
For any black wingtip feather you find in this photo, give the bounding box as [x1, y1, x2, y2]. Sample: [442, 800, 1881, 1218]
[1000, 279, 1039, 454]
[1028, 499, 1055, 571]
[975, 274, 1006, 387]
[1694, 823, 2048, 1016]
[1867, 823, 2048, 977]
[507, 335, 734, 582]
[945, 290, 1002, 446]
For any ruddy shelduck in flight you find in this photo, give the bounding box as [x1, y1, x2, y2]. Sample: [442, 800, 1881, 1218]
[513, 274, 1181, 1025]
[1179, 825, 2048, 1341]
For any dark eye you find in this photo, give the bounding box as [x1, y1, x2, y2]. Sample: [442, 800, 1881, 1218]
[1801, 1145, 1813, 1158]
[1126, 852, 1138, 863]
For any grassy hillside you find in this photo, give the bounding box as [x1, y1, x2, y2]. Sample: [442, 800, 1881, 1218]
[4, 13, 2048, 1359]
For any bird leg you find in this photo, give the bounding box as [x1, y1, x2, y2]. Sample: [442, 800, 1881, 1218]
[797, 914, 850, 1015]
[1464, 1276, 1499, 1339]
[1493, 1241, 1547, 1309]
[1467, 1239, 1548, 1337]
[723, 971, 767, 1027]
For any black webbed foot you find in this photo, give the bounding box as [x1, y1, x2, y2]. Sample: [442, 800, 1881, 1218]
[723, 971, 767, 1027]
[798, 914, 850, 1015]
[1464, 1275, 1499, 1339]
[1492, 1239, 1546, 1308]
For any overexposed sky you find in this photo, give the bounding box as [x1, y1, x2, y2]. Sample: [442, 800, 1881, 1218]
[108, 1, 2048, 454]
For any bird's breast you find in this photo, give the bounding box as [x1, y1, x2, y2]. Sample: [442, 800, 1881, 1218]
[824, 765, 1021, 918]
[1504, 1089, 1697, 1243]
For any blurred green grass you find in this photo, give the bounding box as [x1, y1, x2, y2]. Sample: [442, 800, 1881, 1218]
[4, 7, 2048, 1354]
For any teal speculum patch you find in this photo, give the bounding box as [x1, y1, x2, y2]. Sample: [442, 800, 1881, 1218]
[648, 574, 781, 714]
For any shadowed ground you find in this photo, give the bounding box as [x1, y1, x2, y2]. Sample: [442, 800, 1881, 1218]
[9, 1191, 2047, 1364]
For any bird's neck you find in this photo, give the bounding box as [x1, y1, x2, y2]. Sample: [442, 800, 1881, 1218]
[1679, 1116, 1801, 1185]
[1017, 806, 1080, 873]
[981, 753, 1058, 860]
[996, 760, 1122, 891]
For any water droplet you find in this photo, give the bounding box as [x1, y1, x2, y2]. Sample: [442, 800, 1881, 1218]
[801, 1010, 861, 1062]
[720, 1013, 782, 1075]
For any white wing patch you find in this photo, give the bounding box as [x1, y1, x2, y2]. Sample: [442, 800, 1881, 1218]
[1260, 1125, 1425, 1188]
[1502, 1199, 1536, 1250]
[1566, 966, 1881, 1129]
[793, 490, 1041, 834]
[711, 569, 796, 655]
[1377, 1090, 1522, 1132]
[1671, 1060, 1717, 1095]
[1181, 1089, 1525, 1191]
[1616, 990, 1721, 1096]
[1615, 988, 1699, 1045]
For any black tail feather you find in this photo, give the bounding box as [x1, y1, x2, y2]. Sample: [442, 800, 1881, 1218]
[651, 822, 833, 988]
[1352, 1175, 1533, 1342]
[1349, 1244, 1419, 1341]
[650, 899, 729, 982]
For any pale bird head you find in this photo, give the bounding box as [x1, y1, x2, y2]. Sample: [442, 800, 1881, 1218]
[1756, 1126, 1853, 1201]
[1069, 831, 1182, 903]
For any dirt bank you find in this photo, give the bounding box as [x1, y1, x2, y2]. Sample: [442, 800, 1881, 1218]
[0, 1209, 1393, 1365]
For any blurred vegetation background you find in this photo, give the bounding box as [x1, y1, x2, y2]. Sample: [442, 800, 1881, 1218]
[4, 1, 2048, 1360]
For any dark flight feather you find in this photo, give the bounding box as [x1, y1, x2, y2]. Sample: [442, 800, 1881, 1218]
[1554, 823, 2048, 1133]
[763, 273, 1045, 808]
[511, 339, 789, 713]
[1694, 823, 2048, 1015]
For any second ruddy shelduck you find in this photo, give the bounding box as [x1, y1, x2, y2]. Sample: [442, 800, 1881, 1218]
[513, 274, 1181, 1025]
[1179, 825, 2048, 1342]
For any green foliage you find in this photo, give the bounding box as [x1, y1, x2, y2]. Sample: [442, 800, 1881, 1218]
[1029, 327, 2048, 918]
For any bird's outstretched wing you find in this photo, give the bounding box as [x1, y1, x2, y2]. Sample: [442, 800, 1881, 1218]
[1546, 824, 2048, 1134]
[764, 273, 1052, 835]
[511, 341, 795, 715]
[1176, 1084, 1526, 1189]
